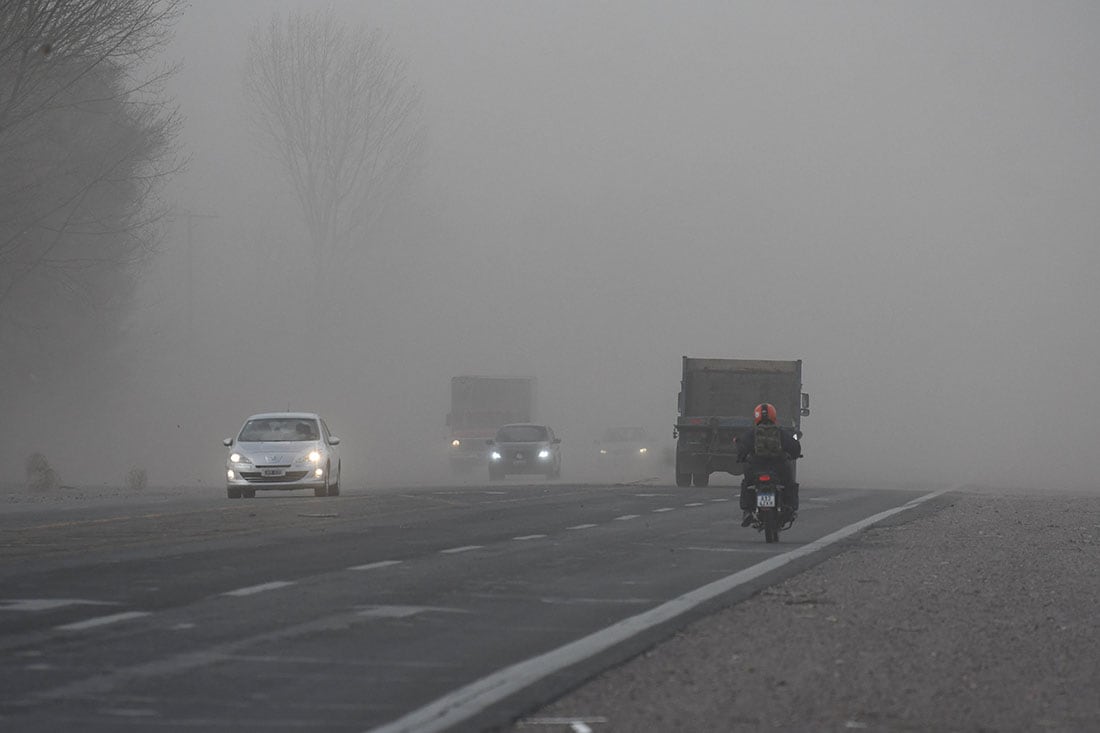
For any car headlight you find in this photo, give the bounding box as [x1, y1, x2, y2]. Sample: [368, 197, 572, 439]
[638, 447, 648, 454]
[229, 453, 252, 465]
[451, 439, 461, 448]
[490, 451, 502, 461]
[538, 449, 551, 459]
[295, 450, 323, 465]
[599, 449, 607, 455]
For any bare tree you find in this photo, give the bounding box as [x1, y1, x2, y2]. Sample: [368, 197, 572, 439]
[0, 0, 183, 313]
[243, 8, 425, 286]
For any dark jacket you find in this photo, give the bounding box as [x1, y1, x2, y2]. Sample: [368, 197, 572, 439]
[735, 424, 802, 463]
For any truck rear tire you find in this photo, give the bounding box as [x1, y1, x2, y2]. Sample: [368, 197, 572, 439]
[692, 472, 710, 487]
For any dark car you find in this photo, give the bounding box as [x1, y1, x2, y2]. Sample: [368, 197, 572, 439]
[487, 423, 562, 480]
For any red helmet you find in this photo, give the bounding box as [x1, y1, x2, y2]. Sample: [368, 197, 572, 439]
[754, 403, 777, 425]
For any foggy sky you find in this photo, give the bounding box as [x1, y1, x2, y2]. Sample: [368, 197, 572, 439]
[10, 1, 1099, 491]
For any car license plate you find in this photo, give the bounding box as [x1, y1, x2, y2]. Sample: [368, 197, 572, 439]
[757, 491, 776, 508]
[262, 468, 285, 477]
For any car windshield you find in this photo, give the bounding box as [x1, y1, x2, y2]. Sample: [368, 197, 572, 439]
[496, 425, 548, 442]
[239, 418, 319, 442]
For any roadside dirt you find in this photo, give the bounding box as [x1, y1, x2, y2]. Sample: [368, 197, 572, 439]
[509, 489, 1100, 732]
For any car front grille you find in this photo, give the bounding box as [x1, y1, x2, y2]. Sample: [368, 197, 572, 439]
[239, 471, 310, 483]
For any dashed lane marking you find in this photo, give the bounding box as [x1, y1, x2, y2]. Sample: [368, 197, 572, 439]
[56, 611, 151, 631]
[613, 514, 640, 521]
[0, 599, 117, 612]
[684, 502, 705, 507]
[652, 507, 675, 513]
[567, 524, 598, 530]
[439, 545, 483, 554]
[349, 560, 403, 571]
[222, 581, 295, 597]
[513, 534, 547, 541]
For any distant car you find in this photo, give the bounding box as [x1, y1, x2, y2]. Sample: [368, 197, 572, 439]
[595, 426, 656, 466]
[488, 423, 562, 480]
[223, 412, 342, 498]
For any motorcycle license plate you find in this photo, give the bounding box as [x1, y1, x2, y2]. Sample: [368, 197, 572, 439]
[757, 491, 776, 508]
[262, 468, 285, 477]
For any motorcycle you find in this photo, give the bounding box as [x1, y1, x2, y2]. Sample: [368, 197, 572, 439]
[742, 468, 795, 543]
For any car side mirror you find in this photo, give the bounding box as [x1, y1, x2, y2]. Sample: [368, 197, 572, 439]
[223, 438, 233, 447]
[328, 436, 341, 446]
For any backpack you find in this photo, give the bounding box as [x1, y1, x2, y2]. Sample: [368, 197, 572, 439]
[752, 424, 786, 459]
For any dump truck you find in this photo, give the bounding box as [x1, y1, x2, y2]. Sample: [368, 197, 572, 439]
[446, 376, 536, 471]
[674, 357, 808, 487]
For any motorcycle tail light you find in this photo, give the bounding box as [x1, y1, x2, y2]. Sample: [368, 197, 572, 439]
[758, 474, 772, 482]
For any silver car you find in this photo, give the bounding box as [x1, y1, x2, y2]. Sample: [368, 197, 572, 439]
[223, 412, 342, 498]
[488, 423, 562, 480]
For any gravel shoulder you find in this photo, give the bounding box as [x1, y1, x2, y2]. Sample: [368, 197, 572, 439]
[509, 488, 1100, 732]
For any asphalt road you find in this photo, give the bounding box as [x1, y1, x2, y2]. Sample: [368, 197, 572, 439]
[0, 480, 946, 732]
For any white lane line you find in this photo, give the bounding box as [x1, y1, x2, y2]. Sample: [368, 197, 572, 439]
[0, 599, 117, 612]
[684, 502, 705, 507]
[567, 524, 598, 530]
[440, 545, 483, 554]
[572, 723, 592, 733]
[652, 507, 675, 513]
[349, 560, 403, 571]
[57, 611, 150, 631]
[613, 514, 640, 521]
[513, 534, 547, 541]
[222, 581, 295, 597]
[367, 489, 951, 733]
[710, 498, 729, 502]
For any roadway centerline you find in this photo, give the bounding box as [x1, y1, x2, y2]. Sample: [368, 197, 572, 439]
[567, 524, 598, 530]
[513, 534, 547, 541]
[613, 515, 640, 521]
[652, 508, 675, 513]
[440, 545, 483, 554]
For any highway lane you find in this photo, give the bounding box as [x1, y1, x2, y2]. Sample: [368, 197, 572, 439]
[0, 482, 938, 731]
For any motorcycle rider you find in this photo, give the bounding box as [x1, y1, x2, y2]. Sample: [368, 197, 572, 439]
[736, 402, 802, 527]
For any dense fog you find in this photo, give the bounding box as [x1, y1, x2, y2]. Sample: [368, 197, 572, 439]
[4, 1, 1099, 492]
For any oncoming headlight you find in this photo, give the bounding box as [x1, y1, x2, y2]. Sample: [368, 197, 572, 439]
[490, 451, 502, 461]
[309, 450, 321, 463]
[451, 439, 461, 448]
[538, 449, 550, 460]
[638, 447, 648, 454]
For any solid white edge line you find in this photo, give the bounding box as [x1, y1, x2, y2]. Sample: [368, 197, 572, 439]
[365, 489, 950, 733]
[57, 611, 151, 631]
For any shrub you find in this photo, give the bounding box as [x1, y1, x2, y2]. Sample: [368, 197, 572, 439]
[126, 467, 148, 491]
[26, 453, 59, 492]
